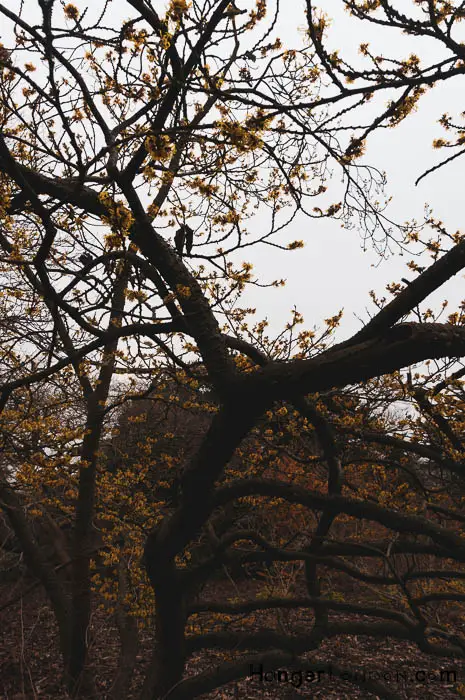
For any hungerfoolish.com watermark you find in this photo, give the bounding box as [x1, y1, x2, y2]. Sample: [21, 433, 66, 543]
[247, 663, 458, 690]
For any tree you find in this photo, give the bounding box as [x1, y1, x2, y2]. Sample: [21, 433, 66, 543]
[2, 1, 465, 698]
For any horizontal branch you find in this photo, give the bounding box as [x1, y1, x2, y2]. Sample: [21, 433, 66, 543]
[240, 322, 465, 402]
[168, 652, 402, 700]
[186, 620, 463, 658]
[188, 595, 416, 629]
[212, 478, 465, 560]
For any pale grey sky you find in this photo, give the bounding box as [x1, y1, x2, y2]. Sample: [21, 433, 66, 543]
[238, 1, 465, 341]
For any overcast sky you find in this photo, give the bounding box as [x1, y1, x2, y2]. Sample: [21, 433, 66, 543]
[232, 1, 465, 342]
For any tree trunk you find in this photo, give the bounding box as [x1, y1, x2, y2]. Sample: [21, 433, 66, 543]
[140, 551, 187, 700]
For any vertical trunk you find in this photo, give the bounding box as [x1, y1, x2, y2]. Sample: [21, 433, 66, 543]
[109, 543, 140, 700]
[297, 398, 342, 638]
[110, 621, 139, 700]
[305, 511, 334, 632]
[67, 267, 129, 697]
[140, 404, 263, 699]
[67, 406, 104, 698]
[140, 550, 187, 700]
